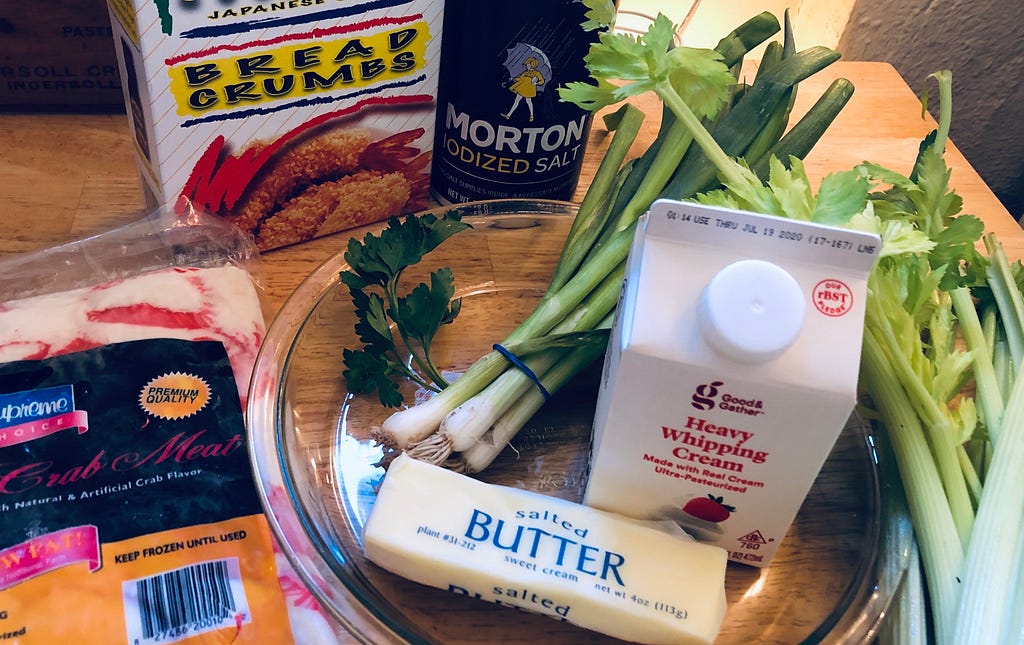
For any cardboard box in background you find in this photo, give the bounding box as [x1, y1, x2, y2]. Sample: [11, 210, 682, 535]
[106, 0, 444, 251]
[0, 0, 123, 110]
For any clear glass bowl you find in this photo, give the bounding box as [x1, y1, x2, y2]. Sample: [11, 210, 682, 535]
[247, 199, 912, 644]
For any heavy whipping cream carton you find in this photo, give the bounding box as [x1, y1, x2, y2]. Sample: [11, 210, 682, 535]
[584, 199, 880, 566]
[106, 0, 443, 250]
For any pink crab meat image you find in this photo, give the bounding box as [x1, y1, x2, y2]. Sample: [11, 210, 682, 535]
[0, 265, 265, 406]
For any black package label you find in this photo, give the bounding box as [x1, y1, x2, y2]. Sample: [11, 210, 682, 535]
[0, 339, 295, 644]
[0, 339, 261, 544]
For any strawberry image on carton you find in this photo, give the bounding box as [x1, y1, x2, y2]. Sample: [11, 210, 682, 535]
[584, 199, 881, 567]
[106, 0, 443, 250]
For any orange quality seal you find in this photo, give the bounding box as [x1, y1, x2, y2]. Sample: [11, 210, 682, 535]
[139, 372, 211, 420]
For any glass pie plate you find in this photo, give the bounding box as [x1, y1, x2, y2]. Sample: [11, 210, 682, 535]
[247, 199, 913, 644]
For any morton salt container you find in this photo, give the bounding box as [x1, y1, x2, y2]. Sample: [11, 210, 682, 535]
[429, 0, 605, 203]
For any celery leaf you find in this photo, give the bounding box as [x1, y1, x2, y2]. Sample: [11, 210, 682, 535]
[811, 168, 869, 225]
[580, 0, 617, 31]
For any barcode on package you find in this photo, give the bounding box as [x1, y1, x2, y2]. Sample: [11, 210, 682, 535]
[122, 558, 251, 644]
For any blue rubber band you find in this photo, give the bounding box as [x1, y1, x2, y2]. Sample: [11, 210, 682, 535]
[492, 343, 551, 401]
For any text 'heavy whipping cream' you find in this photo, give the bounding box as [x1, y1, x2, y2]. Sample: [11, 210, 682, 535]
[363, 453, 728, 644]
[585, 199, 881, 567]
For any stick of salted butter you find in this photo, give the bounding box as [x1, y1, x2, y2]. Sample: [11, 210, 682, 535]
[363, 454, 729, 644]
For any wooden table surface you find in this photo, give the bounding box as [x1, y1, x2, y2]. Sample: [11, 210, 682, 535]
[1, 61, 1018, 315]
[0, 61, 1018, 644]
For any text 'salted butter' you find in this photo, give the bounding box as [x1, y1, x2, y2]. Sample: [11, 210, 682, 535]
[363, 453, 728, 644]
[585, 199, 881, 567]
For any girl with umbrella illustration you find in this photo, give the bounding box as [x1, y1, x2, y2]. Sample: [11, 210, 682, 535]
[501, 55, 545, 121]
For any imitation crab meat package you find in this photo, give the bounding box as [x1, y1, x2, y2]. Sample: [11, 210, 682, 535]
[0, 203, 337, 643]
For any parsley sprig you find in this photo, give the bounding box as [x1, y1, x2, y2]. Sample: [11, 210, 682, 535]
[341, 211, 470, 407]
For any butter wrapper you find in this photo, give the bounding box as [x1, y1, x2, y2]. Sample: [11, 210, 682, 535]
[364, 453, 728, 645]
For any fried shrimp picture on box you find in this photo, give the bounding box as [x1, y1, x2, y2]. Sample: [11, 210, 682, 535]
[228, 126, 431, 250]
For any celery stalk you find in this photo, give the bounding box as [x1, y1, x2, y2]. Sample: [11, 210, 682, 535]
[865, 295, 975, 546]
[879, 538, 928, 645]
[875, 409, 928, 645]
[950, 231, 1024, 643]
[984, 234, 1024, 367]
[951, 287, 1004, 437]
[861, 332, 964, 644]
[1002, 525, 1024, 641]
[950, 370, 1024, 644]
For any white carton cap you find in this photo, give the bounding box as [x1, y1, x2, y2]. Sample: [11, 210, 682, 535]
[698, 259, 805, 364]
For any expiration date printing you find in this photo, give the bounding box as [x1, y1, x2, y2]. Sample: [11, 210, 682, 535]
[666, 209, 876, 255]
[759, 225, 878, 254]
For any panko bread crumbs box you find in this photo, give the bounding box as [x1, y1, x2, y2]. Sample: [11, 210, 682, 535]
[106, 0, 443, 250]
